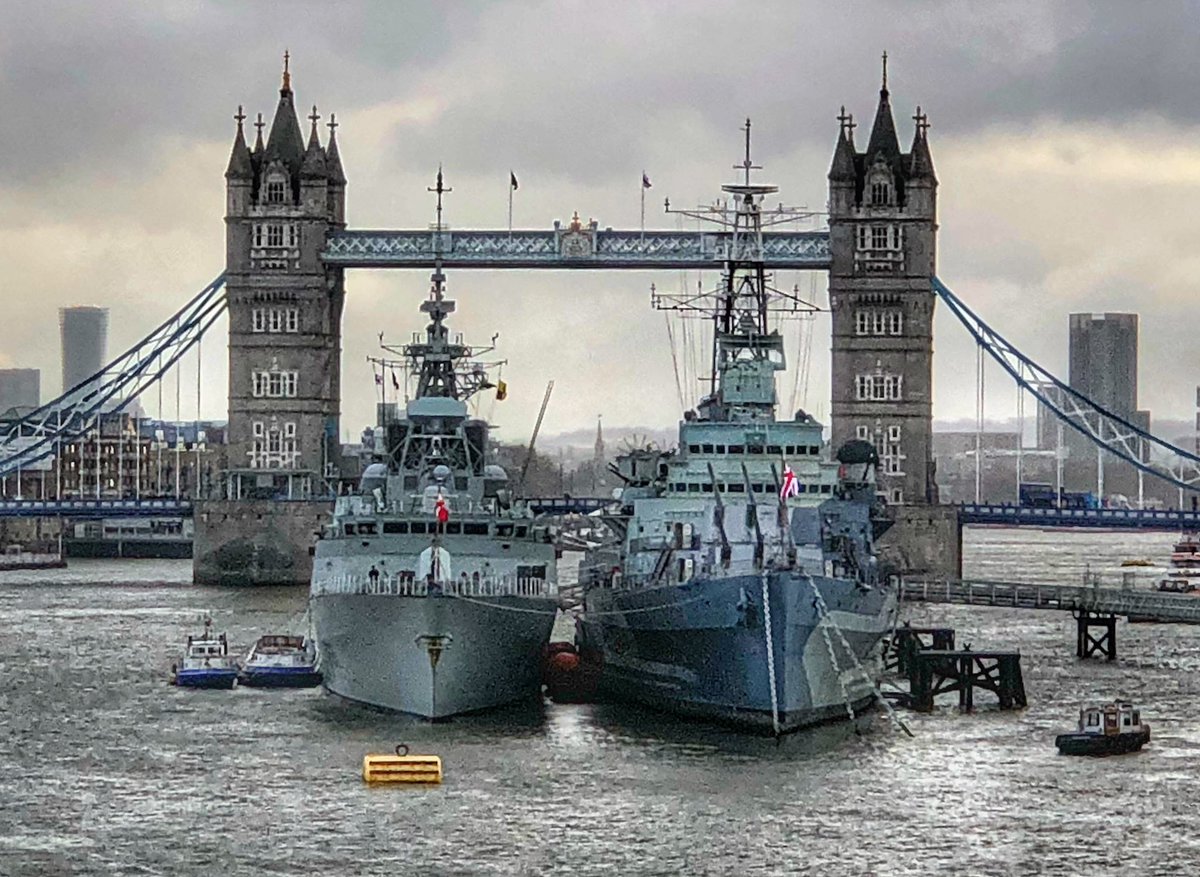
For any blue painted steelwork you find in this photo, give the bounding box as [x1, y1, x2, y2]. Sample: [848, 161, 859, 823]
[0, 275, 228, 478]
[323, 228, 831, 269]
[0, 498, 193, 519]
[958, 503, 1200, 530]
[934, 276, 1200, 493]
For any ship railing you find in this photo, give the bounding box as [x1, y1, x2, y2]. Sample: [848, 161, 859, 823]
[311, 573, 556, 599]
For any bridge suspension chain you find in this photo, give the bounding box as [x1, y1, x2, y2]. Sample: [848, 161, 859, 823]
[0, 274, 228, 478]
[934, 276, 1200, 493]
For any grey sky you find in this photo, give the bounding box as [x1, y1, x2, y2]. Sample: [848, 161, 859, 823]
[1, 1, 1198, 444]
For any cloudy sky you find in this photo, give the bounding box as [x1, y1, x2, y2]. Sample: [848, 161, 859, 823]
[2, 1, 1198, 446]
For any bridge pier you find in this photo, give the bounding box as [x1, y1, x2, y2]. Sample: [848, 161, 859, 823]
[193, 498, 331, 586]
[876, 505, 962, 579]
[1075, 611, 1117, 661]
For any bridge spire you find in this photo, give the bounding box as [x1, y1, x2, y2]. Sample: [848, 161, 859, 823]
[225, 105, 252, 180]
[281, 49, 291, 94]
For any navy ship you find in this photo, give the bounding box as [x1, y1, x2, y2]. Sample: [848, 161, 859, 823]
[309, 172, 559, 718]
[578, 125, 896, 734]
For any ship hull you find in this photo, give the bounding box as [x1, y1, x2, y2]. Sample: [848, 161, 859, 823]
[579, 571, 895, 734]
[310, 593, 557, 718]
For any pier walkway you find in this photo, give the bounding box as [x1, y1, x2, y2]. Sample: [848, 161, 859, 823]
[899, 578, 1200, 625]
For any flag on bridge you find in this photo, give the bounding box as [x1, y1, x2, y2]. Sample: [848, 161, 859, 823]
[780, 464, 800, 501]
[510, 171, 519, 191]
[642, 172, 652, 189]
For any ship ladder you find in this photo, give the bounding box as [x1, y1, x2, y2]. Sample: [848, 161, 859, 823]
[805, 576, 913, 738]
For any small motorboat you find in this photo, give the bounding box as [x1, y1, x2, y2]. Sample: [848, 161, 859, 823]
[172, 620, 239, 689]
[238, 634, 322, 688]
[1055, 700, 1150, 756]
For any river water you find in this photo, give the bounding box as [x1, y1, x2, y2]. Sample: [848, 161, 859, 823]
[1, 528, 1198, 876]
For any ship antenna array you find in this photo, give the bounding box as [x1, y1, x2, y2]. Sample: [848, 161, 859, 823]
[654, 118, 824, 319]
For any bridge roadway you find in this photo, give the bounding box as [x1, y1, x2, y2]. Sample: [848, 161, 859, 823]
[956, 503, 1200, 531]
[900, 577, 1200, 625]
[0, 496, 614, 520]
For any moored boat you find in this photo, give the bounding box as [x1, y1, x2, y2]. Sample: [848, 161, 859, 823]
[239, 634, 322, 688]
[577, 129, 896, 735]
[1055, 700, 1150, 756]
[309, 170, 559, 719]
[172, 620, 239, 689]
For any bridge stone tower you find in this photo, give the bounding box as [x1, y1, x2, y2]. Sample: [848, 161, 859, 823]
[827, 62, 938, 506]
[195, 58, 345, 585]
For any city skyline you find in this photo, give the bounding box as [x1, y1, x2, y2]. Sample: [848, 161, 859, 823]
[0, 2, 1197, 441]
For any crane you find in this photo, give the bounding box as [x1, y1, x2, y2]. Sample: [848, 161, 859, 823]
[517, 380, 554, 495]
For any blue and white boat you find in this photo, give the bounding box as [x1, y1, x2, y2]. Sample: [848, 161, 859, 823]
[239, 635, 322, 688]
[172, 621, 239, 689]
[578, 131, 897, 735]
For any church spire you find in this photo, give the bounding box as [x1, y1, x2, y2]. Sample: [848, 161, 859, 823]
[593, 415, 605, 463]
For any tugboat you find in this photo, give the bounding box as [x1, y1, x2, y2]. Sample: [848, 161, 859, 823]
[1055, 700, 1150, 756]
[171, 619, 239, 689]
[308, 169, 560, 719]
[577, 124, 896, 735]
[1169, 532, 1200, 568]
[239, 635, 322, 688]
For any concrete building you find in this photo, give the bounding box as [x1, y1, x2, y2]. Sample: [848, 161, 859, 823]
[194, 58, 344, 585]
[0, 368, 39, 415]
[827, 65, 938, 506]
[59, 306, 108, 394]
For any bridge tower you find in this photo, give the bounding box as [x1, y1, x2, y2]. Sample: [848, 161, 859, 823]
[827, 59, 938, 506]
[195, 57, 346, 585]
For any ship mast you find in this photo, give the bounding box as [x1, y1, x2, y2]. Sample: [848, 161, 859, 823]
[371, 167, 503, 403]
[657, 119, 820, 423]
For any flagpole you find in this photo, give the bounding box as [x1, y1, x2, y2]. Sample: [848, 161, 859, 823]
[640, 170, 646, 245]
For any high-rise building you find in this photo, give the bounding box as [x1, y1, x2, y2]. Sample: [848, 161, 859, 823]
[0, 368, 40, 414]
[59, 306, 108, 394]
[827, 64, 939, 505]
[1069, 313, 1139, 415]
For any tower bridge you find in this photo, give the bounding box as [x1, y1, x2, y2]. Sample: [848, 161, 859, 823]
[1, 57, 1197, 583]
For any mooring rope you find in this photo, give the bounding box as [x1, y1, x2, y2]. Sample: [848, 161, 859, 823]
[805, 575, 914, 738]
[761, 571, 781, 737]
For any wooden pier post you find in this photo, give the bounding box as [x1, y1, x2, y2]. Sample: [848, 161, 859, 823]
[1074, 611, 1117, 661]
[907, 649, 1026, 713]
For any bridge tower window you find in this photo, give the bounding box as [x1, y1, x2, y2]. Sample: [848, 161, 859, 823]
[854, 373, 903, 401]
[251, 368, 299, 399]
[854, 308, 903, 336]
[265, 178, 286, 204]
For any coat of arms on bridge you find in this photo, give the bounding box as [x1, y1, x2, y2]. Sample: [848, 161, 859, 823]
[555, 211, 597, 259]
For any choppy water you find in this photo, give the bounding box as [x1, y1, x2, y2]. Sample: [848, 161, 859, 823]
[2, 530, 1199, 876]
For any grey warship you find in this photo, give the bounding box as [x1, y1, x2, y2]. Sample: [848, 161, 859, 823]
[578, 125, 897, 734]
[310, 173, 558, 717]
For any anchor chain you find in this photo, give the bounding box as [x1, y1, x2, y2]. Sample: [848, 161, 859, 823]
[806, 575, 913, 738]
[760, 571, 781, 737]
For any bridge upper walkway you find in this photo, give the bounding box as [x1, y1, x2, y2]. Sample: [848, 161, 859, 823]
[322, 228, 831, 270]
[900, 577, 1200, 624]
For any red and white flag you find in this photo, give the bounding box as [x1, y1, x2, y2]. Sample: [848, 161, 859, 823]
[434, 491, 450, 524]
[780, 464, 800, 501]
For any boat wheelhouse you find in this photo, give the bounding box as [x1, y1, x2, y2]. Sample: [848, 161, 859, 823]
[172, 621, 239, 689]
[1055, 700, 1150, 756]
